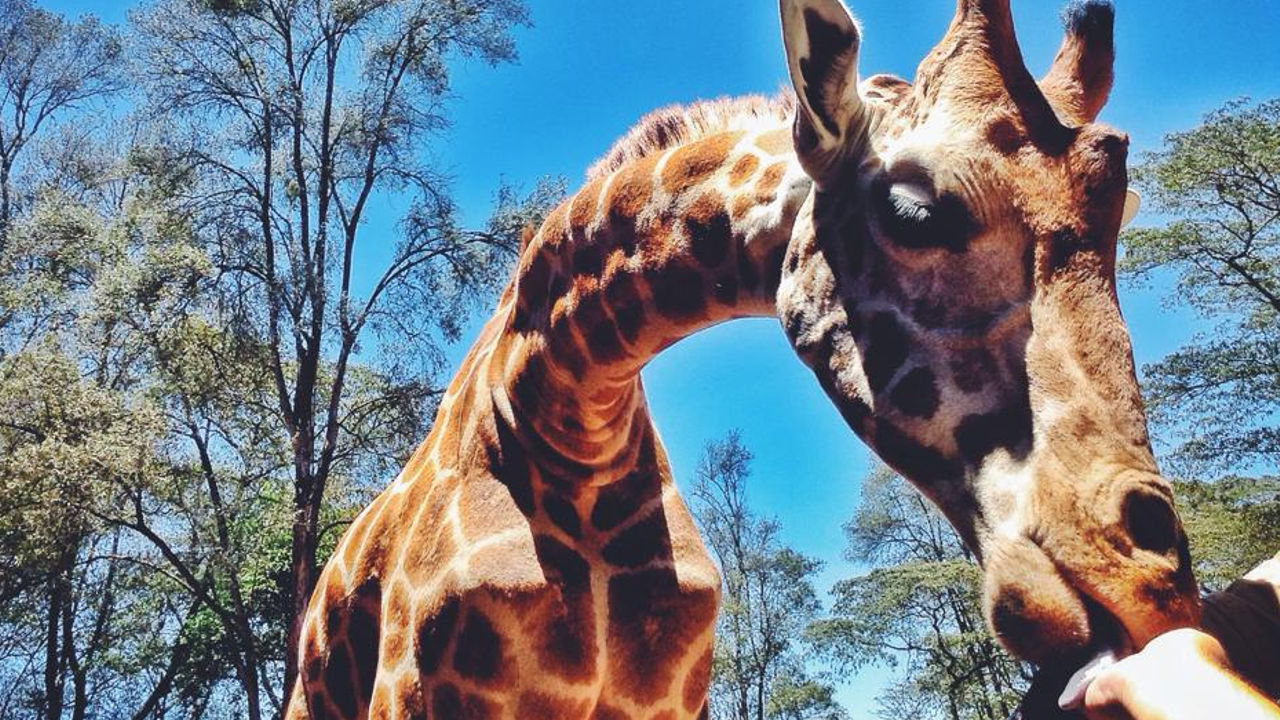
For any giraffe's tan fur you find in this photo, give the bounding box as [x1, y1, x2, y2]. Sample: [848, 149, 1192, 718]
[287, 111, 810, 718]
[287, 1, 1203, 717]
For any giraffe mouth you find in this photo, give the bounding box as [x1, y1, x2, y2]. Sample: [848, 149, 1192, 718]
[1055, 597, 1135, 710]
[1016, 596, 1135, 717]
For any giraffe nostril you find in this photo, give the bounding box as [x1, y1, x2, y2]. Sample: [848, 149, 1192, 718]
[1123, 491, 1179, 555]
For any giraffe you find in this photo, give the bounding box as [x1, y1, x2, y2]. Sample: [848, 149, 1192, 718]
[286, 1, 1200, 718]
[775, 0, 1200, 685]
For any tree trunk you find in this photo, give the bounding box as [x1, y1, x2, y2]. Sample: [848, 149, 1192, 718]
[63, 587, 89, 720]
[43, 564, 67, 720]
[235, 645, 264, 720]
[0, 159, 11, 250]
[283, 466, 319, 714]
[192, 426, 265, 720]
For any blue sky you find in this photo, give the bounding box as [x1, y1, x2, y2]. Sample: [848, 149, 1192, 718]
[46, 0, 1280, 715]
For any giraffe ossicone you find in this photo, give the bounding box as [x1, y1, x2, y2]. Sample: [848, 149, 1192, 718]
[287, 1, 1199, 718]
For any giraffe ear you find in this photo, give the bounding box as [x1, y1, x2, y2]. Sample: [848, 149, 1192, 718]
[1040, 0, 1116, 125]
[1121, 189, 1140, 228]
[780, 0, 870, 182]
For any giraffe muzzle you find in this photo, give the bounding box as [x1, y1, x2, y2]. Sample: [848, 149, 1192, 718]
[997, 559, 1140, 719]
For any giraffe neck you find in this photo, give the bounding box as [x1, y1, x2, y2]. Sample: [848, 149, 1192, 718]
[488, 126, 811, 485]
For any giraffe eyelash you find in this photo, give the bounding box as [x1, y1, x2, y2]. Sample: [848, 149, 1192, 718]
[887, 183, 935, 223]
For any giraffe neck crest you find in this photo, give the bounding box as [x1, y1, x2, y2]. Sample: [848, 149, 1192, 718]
[481, 119, 811, 485]
[586, 92, 796, 181]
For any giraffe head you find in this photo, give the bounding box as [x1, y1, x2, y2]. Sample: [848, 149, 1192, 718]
[776, 0, 1199, 670]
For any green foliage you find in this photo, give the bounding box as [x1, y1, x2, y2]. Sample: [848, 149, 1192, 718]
[202, 0, 261, 15]
[1174, 476, 1280, 591]
[766, 674, 847, 720]
[0, 347, 164, 594]
[811, 466, 1028, 720]
[693, 432, 846, 720]
[1121, 97, 1280, 474]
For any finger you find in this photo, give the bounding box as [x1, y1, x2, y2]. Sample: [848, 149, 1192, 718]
[1082, 663, 1137, 720]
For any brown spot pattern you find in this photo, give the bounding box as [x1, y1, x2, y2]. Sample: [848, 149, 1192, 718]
[592, 705, 629, 720]
[453, 610, 504, 682]
[660, 131, 743, 194]
[549, 313, 590, 380]
[592, 470, 660, 531]
[416, 597, 460, 675]
[573, 245, 604, 277]
[738, 247, 760, 292]
[543, 493, 583, 539]
[487, 415, 536, 517]
[864, 311, 910, 394]
[713, 274, 739, 305]
[646, 264, 707, 321]
[755, 127, 792, 155]
[395, 674, 426, 718]
[570, 177, 606, 230]
[685, 199, 732, 270]
[889, 366, 941, 420]
[607, 569, 718, 704]
[874, 421, 961, 482]
[518, 692, 590, 719]
[432, 683, 495, 720]
[514, 252, 552, 332]
[323, 644, 357, 718]
[954, 401, 1032, 464]
[987, 116, 1026, 155]
[728, 154, 759, 187]
[684, 647, 713, 712]
[401, 517, 455, 587]
[950, 349, 996, 394]
[756, 161, 787, 198]
[605, 274, 646, 345]
[602, 512, 671, 568]
[604, 154, 659, 219]
[349, 584, 381, 704]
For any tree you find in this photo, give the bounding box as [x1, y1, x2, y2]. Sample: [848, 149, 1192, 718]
[1121, 98, 1280, 475]
[692, 431, 845, 720]
[0, 0, 121, 248]
[1174, 476, 1280, 591]
[0, 122, 270, 719]
[129, 0, 547, 702]
[0, 347, 168, 720]
[0, 0, 556, 714]
[808, 465, 1028, 720]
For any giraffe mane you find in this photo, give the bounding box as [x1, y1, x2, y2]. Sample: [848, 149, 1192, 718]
[586, 91, 796, 181]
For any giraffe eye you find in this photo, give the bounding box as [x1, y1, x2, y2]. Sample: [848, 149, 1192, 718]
[876, 179, 938, 239]
[874, 177, 976, 253]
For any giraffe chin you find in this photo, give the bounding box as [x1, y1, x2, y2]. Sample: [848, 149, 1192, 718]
[981, 536, 1135, 667]
[985, 537, 1138, 718]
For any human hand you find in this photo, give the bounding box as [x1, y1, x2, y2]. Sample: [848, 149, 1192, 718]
[1082, 628, 1280, 720]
